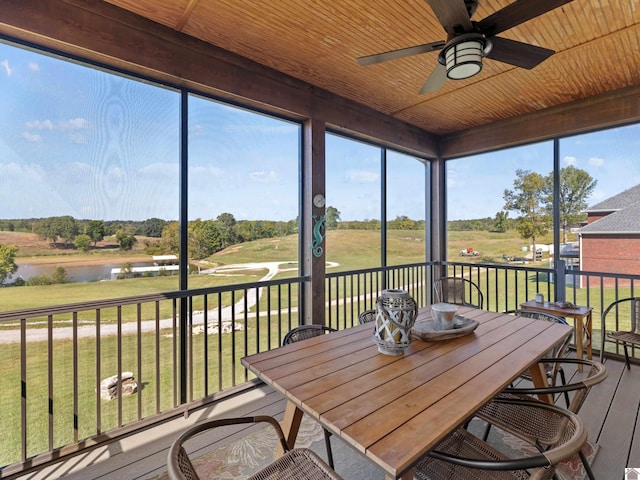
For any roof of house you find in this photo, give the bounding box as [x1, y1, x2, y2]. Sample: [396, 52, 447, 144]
[585, 184, 640, 213]
[581, 185, 640, 234]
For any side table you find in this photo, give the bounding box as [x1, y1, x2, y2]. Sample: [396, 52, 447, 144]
[520, 299, 593, 371]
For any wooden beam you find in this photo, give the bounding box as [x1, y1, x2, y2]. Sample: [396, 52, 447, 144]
[439, 85, 640, 159]
[0, 0, 438, 157]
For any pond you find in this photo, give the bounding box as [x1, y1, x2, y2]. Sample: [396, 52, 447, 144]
[10, 262, 153, 283]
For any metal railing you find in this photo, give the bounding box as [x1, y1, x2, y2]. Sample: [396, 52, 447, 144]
[0, 276, 306, 477]
[1, 260, 640, 477]
[325, 262, 437, 329]
[443, 260, 640, 360]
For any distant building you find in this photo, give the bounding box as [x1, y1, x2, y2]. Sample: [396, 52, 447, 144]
[578, 184, 640, 287]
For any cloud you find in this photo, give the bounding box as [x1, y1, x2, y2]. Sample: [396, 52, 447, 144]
[60, 117, 89, 130]
[2, 161, 46, 182]
[563, 155, 577, 166]
[588, 157, 605, 167]
[190, 165, 223, 177]
[23, 117, 90, 143]
[139, 162, 179, 179]
[28, 62, 39, 72]
[25, 119, 54, 130]
[21, 131, 42, 142]
[249, 170, 279, 183]
[345, 170, 378, 183]
[1, 59, 11, 76]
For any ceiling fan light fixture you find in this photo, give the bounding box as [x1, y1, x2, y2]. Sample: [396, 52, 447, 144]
[442, 34, 490, 80]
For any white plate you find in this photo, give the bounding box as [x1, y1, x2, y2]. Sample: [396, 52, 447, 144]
[411, 316, 479, 341]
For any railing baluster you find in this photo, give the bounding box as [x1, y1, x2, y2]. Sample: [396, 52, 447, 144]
[188, 297, 193, 403]
[217, 291, 223, 392]
[96, 309, 102, 433]
[137, 303, 142, 420]
[203, 294, 209, 396]
[230, 290, 236, 387]
[154, 301, 160, 414]
[73, 311, 79, 442]
[116, 307, 122, 429]
[172, 299, 177, 408]
[47, 314, 53, 451]
[20, 317, 26, 462]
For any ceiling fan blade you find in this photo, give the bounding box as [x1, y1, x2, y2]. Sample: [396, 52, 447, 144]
[487, 36, 555, 69]
[419, 63, 447, 94]
[425, 0, 473, 36]
[478, 0, 574, 37]
[357, 41, 445, 66]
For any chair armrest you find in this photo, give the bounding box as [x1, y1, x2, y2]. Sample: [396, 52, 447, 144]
[167, 415, 290, 480]
[429, 398, 586, 471]
[503, 358, 607, 395]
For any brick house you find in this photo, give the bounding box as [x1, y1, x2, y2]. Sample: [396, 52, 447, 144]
[579, 184, 640, 286]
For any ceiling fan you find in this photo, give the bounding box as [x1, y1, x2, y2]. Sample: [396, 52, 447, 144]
[357, 0, 573, 94]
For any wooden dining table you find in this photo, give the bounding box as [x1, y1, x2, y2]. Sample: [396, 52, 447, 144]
[241, 306, 573, 480]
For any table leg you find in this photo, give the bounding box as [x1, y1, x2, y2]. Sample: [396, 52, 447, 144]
[278, 401, 304, 455]
[387, 468, 413, 480]
[528, 362, 553, 403]
[575, 315, 584, 372]
[585, 311, 593, 360]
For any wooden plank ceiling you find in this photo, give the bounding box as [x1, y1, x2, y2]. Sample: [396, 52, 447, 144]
[103, 0, 639, 137]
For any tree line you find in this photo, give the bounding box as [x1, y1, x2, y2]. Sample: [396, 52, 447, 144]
[0, 165, 596, 283]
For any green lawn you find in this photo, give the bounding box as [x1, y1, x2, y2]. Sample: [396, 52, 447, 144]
[0, 313, 292, 465]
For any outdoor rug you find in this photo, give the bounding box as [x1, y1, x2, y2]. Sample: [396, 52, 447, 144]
[156, 415, 597, 480]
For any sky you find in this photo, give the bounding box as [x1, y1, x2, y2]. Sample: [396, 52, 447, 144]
[446, 128, 640, 220]
[1, 40, 639, 223]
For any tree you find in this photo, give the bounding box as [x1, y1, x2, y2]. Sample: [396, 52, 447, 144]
[216, 213, 237, 248]
[74, 234, 92, 252]
[388, 215, 418, 230]
[35, 217, 61, 244]
[189, 219, 222, 259]
[86, 220, 105, 246]
[50, 266, 68, 284]
[161, 222, 180, 253]
[35, 216, 79, 246]
[545, 166, 597, 243]
[503, 169, 552, 259]
[56, 215, 79, 245]
[325, 206, 340, 230]
[0, 243, 19, 284]
[493, 211, 509, 233]
[115, 230, 137, 251]
[137, 217, 167, 237]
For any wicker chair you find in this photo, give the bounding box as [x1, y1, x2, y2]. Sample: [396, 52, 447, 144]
[167, 415, 343, 480]
[413, 397, 588, 480]
[601, 297, 640, 369]
[433, 276, 484, 308]
[513, 309, 572, 405]
[282, 325, 337, 468]
[475, 358, 607, 480]
[358, 309, 376, 324]
[282, 324, 337, 345]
